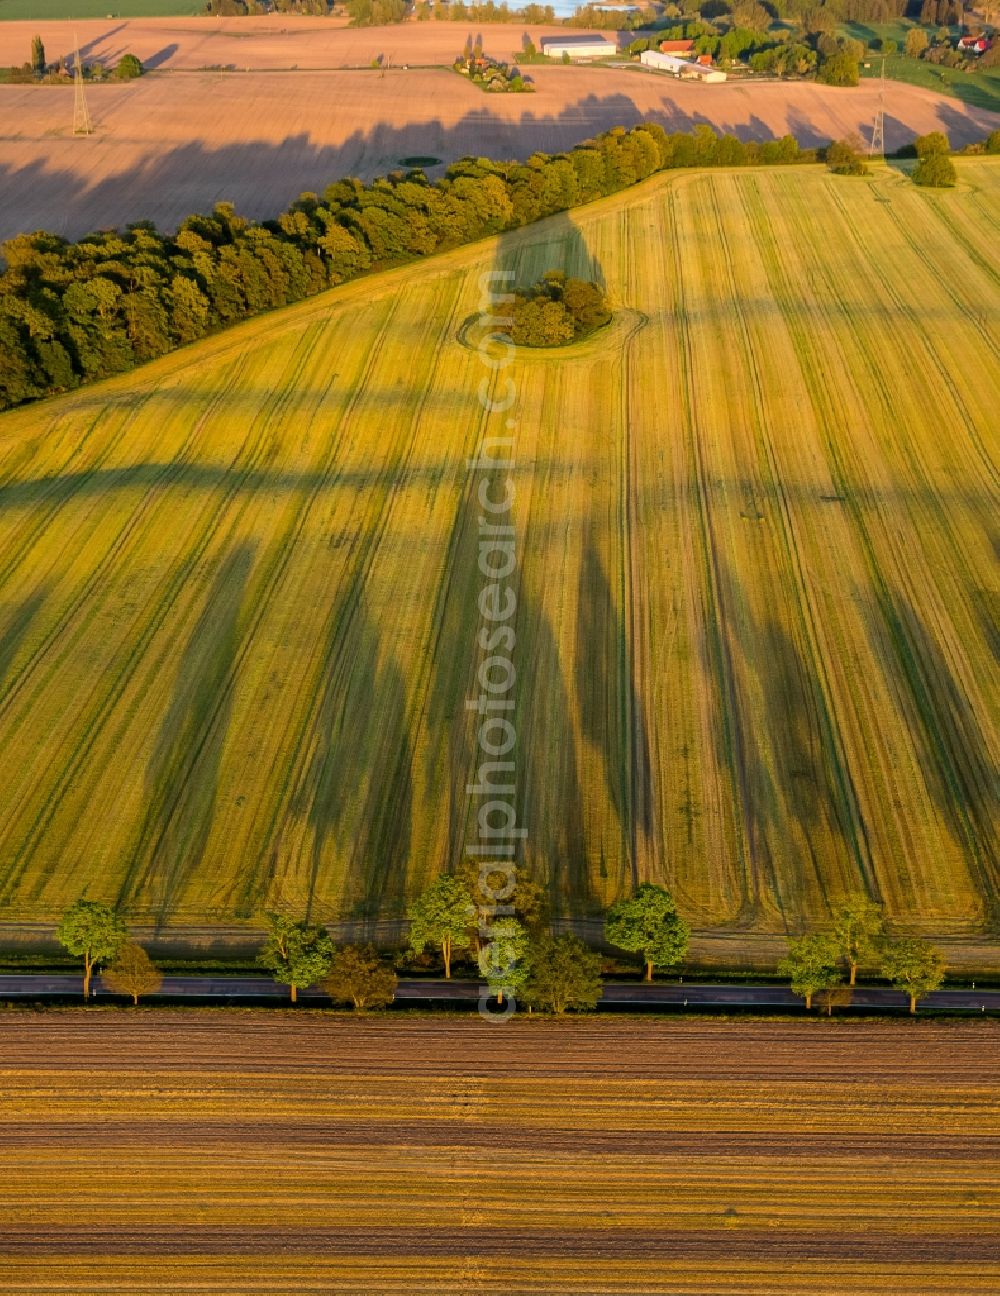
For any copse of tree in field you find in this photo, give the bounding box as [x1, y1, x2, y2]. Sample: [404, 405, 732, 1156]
[523, 934, 603, 1014]
[503, 272, 611, 347]
[322, 946, 397, 1010]
[605, 883, 690, 982]
[56, 899, 128, 1000]
[258, 912, 334, 1003]
[778, 933, 843, 1009]
[31, 34, 45, 76]
[0, 122, 816, 414]
[101, 942, 163, 1004]
[880, 938, 945, 1013]
[407, 874, 476, 978]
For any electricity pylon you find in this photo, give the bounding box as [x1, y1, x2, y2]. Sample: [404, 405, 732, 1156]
[73, 34, 93, 136]
[869, 58, 885, 158]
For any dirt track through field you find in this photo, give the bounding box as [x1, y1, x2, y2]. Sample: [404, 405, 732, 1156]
[0, 19, 997, 242]
[1, 1012, 998, 1293]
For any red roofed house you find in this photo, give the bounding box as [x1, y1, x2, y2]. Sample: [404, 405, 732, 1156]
[660, 39, 696, 55]
[957, 34, 993, 54]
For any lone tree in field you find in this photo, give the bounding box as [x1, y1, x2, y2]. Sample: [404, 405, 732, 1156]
[113, 53, 143, 80]
[904, 27, 929, 58]
[56, 899, 128, 1000]
[407, 874, 475, 978]
[880, 938, 945, 1013]
[101, 942, 162, 1005]
[605, 883, 689, 982]
[778, 933, 843, 1010]
[524, 933, 603, 1014]
[478, 916, 531, 1007]
[322, 945, 397, 1011]
[31, 35, 45, 76]
[258, 913, 333, 1003]
[832, 892, 884, 986]
[913, 152, 957, 188]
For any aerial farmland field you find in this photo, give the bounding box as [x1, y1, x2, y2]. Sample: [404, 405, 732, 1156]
[1, 1011, 998, 1294]
[0, 160, 996, 953]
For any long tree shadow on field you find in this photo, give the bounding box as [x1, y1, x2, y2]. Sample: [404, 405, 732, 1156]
[492, 211, 617, 916]
[576, 530, 651, 891]
[515, 582, 595, 918]
[119, 544, 254, 922]
[861, 585, 1000, 927]
[425, 465, 486, 875]
[731, 541, 879, 919]
[0, 589, 47, 704]
[292, 581, 412, 930]
[701, 553, 870, 930]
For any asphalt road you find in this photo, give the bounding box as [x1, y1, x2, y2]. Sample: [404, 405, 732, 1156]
[0, 974, 998, 1013]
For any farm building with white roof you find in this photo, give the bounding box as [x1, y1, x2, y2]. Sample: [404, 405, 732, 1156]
[639, 48, 727, 82]
[541, 36, 617, 60]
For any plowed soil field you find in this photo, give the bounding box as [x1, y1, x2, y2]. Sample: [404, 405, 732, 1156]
[0, 1011, 998, 1293]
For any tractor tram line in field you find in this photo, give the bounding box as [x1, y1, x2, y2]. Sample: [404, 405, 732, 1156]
[0, 332, 320, 907]
[0, 358, 251, 733]
[743, 173, 996, 928]
[713, 176, 872, 904]
[800, 178, 999, 916]
[235, 293, 416, 918]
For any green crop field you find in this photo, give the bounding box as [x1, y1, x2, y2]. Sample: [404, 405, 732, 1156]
[0, 160, 996, 948]
[0, 1, 202, 19]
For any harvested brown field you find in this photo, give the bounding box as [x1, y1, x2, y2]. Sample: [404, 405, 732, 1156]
[0, 1011, 997, 1293]
[0, 21, 997, 242]
[2, 15, 569, 70]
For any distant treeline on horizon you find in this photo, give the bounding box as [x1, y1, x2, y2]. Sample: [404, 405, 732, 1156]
[205, 0, 924, 29]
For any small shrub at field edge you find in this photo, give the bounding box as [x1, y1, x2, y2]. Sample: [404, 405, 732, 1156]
[101, 942, 163, 1004]
[826, 136, 869, 175]
[321, 946, 397, 1011]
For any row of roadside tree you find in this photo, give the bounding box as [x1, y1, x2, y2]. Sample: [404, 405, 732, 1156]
[51, 877, 947, 1014]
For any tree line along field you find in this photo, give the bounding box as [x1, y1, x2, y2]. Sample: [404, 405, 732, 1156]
[0, 160, 995, 944]
[1, 1012, 998, 1294]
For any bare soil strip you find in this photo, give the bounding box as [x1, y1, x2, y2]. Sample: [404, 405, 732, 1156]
[1, 1013, 997, 1293]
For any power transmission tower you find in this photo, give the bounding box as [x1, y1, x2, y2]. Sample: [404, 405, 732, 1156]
[869, 58, 885, 158]
[72, 35, 93, 136]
